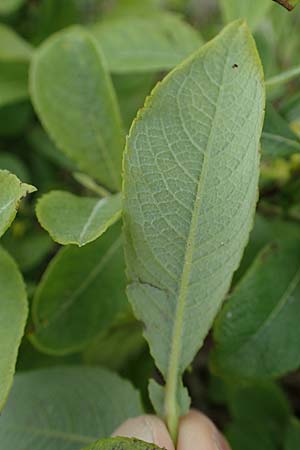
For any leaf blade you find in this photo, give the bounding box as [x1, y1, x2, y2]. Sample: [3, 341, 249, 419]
[123, 20, 265, 431]
[36, 191, 122, 246]
[0, 247, 28, 411]
[0, 367, 143, 450]
[30, 26, 124, 191]
[0, 169, 36, 238]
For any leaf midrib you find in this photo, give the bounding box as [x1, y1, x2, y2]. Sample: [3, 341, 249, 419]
[165, 39, 232, 413]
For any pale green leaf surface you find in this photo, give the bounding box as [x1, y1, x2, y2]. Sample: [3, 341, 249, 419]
[211, 240, 300, 379]
[0, 247, 28, 411]
[30, 26, 124, 191]
[36, 191, 122, 246]
[31, 222, 127, 354]
[0, 62, 29, 107]
[0, 367, 143, 450]
[124, 20, 265, 425]
[0, 24, 32, 62]
[284, 418, 300, 449]
[262, 102, 300, 157]
[90, 13, 203, 73]
[219, 0, 272, 29]
[0, 0, 24, 15]
[83, 437, 163, 450]
[0, 169, 36, 238]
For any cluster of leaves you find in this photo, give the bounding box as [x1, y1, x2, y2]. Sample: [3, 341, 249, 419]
[1, 0, 300, 449]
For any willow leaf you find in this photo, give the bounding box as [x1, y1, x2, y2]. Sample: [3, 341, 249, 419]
[123, 20, 265, 436]
[90, 13, 203, 74]
[36, 191, 122, 246]
[30, 26, 124, 192]
[83, 437, 164, 450]
[0, 169, 36, 238]
[0, 367, 143, 450]
[0, 247, 28, 411]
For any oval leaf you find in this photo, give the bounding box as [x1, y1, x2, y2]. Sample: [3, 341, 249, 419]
[0, 169, 36, 238]
[0, 247, 28, 411]
[36, 191, 122, 246]
[123, 20, 265, 428]
[211, 240, 300, 379]
[31, 222, 127, 354]
[84, 437, 164, 450]
[30, 26, 124, 191]
[91, 13, 203, 73]
[0, 24, 32, 62]
[0, 367, 143, 450]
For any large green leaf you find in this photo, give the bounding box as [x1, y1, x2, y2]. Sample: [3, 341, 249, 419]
[0, 24, 32, 62]
[31, 222, 127, 354]
[0, 170, 36, 238]
[0, 247, 28, 411]
[83, 437, 163, 450]
[123, 20, 265, 434]
[30, 26, 124, 191]
[90, 13, 203, 73]
[0, 367, 143, 450]
[36, 191, 122, 246]
[262, 102, 300, 158]
[211, 240, 300, 379]
[219, 0, 272, 29]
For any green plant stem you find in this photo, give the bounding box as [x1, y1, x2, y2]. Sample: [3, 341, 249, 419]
[165, 377, 179, 443]
[73, 172, 111, 197]
[266, 65, 300, 88]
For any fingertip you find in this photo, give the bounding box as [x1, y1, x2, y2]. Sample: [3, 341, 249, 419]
[112, 415, 175, 450]
[178, 410, 231, 450]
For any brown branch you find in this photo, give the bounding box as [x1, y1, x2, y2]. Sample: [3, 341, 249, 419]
[273, 0, 295, 10]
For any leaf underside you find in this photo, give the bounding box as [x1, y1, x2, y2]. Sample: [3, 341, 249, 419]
[123, 19, 265, 423]
[83, 437, 164, 450]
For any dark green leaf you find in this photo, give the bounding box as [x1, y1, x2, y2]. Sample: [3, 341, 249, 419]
[0, 367, 143, 450]
[83, 437, 164, 450]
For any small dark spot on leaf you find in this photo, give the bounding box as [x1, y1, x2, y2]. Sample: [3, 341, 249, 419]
[232, 64, 238, 69]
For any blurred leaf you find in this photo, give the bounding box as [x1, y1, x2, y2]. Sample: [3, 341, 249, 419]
[0, 247, 28, 411]
[0, 152, 30, 182]
[36, 191, 122, 246]
[262, 103, 300, 158]
[0, 169, 36, 238]
[0, 0, 24, 15]
[31, 222, 127, 354]
[27, 126, 77, 171]
[83, 311, 145, 371]
[0, 62, 29, 107]
[0, 23, 32, 62]
[285, 418, 300, 449]
[234, 214, 300, 284]
[212, 240, 300, 379]
[0, 367, 143, 450]
[30, 26, 124, 191]
[113, 73, 156, 129]
[83, 437, 163, 450]
[91, 13, 203, 73]
[0, 101, 32, 136]
[219, 0, 272, 29]
[123, 20, 264, 429]
[226, 381, 290, 450]
[2, 229, 53, 273]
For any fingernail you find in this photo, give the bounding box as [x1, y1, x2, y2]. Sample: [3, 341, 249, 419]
[213, 430, 231, 450]
[112, 417, 155, 443]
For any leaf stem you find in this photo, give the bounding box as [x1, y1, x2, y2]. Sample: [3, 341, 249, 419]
[266, 65, 300, 88]
[73, 172, 111, 197]
[165, 377, 179, 443]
